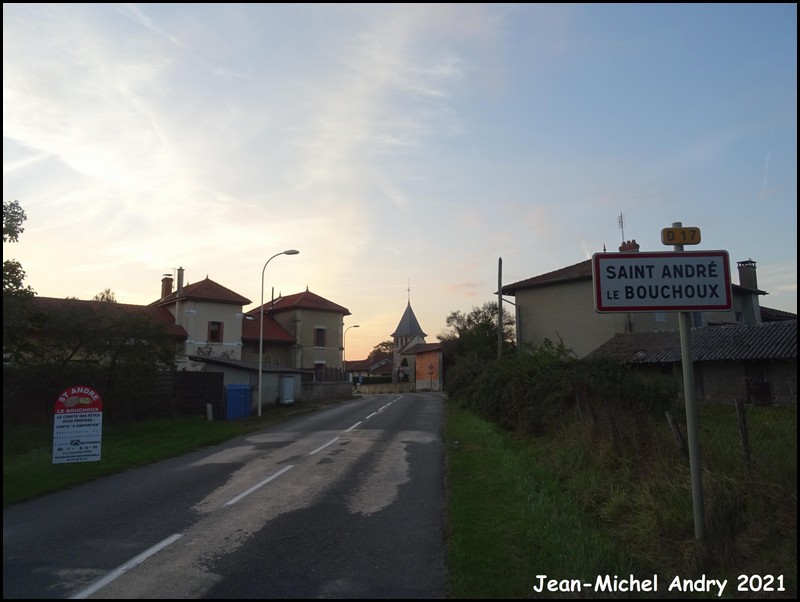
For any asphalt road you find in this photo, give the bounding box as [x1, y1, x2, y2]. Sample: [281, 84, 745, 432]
[3, 392, 447, 599]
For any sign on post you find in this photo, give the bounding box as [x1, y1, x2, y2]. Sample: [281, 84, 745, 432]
[661, 226, 701, 245]
[53, 386, 103, 464]
[592, 250, 732, 313]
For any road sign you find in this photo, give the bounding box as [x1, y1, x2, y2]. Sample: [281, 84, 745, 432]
[661, 227, 701, 245]
[592, 251, 732, 312]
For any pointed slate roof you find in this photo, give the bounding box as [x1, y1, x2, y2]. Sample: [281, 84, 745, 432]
[392, 302, 427, 338]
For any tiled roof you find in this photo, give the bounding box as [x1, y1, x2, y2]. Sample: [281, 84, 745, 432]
[586, 320, 797, 364]
[31, 297, 188, 338]
[403, 342, 443, 355]
[241, 314, 296, 344]
[502, 260, 593, 294]
[392, 302, 427, 338]
[254, 290, 350, 316]
[187, 355, 302, 374]
[152, 277, 251, 307]
[345, 357, 394, 374]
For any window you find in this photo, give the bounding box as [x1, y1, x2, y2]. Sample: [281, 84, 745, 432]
[314, 327, 326, 347]
[208, 321, 223, 343]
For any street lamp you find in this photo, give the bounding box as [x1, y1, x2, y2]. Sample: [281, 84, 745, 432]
[258, 249, 299, 417]
[343, 324, 360, 365]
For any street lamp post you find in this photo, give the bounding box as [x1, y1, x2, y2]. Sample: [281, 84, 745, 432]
[343, 324, 360, 367]
[343, 324, 359, 390]
[258, 249, 299, 417]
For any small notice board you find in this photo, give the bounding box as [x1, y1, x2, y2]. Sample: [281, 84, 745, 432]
[53, 386, 104, 464]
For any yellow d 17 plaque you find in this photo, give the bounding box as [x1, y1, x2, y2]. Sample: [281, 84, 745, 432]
[661, 227, 701, 245]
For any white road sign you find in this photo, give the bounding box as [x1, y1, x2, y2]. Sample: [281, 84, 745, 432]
[592, 251, 732, 312]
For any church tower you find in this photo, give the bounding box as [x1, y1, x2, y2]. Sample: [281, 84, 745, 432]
[391, 298, 427, 383]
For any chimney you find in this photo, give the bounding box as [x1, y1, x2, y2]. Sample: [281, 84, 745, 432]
[161, 275, 173, 299]
[737, 259, 758, 290]
[619, 239, 640, 252]
[177, 266, 184, 293]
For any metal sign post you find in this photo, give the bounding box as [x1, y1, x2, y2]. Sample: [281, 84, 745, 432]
[591, 223, 734, 540]
[671, 222, 706, 540]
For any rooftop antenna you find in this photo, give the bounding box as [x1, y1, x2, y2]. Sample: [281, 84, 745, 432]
[618, 212, 625, 243]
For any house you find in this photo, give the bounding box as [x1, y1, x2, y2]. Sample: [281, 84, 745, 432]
[586, 320, 797, 406]
[404, 342, 444, 392]
[25, 296, 188, 357]
[501, 240, 779, 358]
[149, 268, 252, 370]
[246, 288, 351, 382]
[345, 356, 394, 382]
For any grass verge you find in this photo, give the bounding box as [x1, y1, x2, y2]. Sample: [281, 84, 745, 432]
[443, 400, 639, 598]
[3, 398, 350, 507]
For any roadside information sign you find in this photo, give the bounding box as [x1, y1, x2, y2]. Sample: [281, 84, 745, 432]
[592, 250, 732, 313]
[53, 386, 103, 464]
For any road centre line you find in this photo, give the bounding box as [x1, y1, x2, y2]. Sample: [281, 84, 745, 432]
[224, 464, 295, 506]
[345, 421, 362, 432]
[308, 437, 339, 456]
[69, 533, 183, 599]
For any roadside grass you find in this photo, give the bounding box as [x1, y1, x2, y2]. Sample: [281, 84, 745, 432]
[3, 398, 350, 507]
[444, 399, 797, 599]
[444, 401, 638, 599]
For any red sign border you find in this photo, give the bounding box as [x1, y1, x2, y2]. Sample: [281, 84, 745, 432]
[592, 250, 733, 313]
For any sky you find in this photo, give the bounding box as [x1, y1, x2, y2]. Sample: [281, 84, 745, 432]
[3, 3, 797, 360]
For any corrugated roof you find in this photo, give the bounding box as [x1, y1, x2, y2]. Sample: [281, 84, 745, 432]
[587, 320, 797, 364]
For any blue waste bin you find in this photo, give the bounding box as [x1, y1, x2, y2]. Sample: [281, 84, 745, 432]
[225, 384, 251, 420]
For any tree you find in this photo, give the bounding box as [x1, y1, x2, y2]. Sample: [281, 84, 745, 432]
[3, 199, 27, 243]
[93, 288, 117, 303]
[3, 200, 35, 352]
[438, 301, 515, 361]
[368, 340, 394, 361]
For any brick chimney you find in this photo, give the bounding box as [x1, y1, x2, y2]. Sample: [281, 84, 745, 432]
[619, 239, 640, 252]
[161, 275, 173, 300]
[177, 266, 184, 293]
[737, 259, 758, 290]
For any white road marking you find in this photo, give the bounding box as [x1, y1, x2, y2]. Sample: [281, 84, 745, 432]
[308, 437, 339, 456]
[69, 533, 183, 599]
[223, 465, 295, 506]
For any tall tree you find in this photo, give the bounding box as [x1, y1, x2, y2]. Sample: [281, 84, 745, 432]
[3, 200, 35, 352]
[438, 301, 515, 361]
